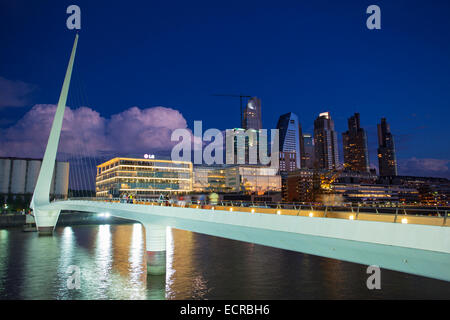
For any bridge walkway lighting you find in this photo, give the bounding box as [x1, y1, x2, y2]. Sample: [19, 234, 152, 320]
[67, 197, 447, 227]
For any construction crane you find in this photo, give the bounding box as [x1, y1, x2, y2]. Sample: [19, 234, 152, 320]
[320, 163, 350, 191]
[211, 94, 252, 128]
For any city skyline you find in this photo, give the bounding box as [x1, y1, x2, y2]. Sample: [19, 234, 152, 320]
[0, 1, 449, 179]
[0, 94, 448, 178]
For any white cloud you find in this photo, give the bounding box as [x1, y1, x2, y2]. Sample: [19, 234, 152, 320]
[0, 104, 193, 158]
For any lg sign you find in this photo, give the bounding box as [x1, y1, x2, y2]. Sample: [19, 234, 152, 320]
[144, 154, 155, 159]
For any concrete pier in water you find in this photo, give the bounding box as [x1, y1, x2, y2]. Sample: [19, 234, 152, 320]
[144, 224, 166, 275]
[34, 208, 60, 235]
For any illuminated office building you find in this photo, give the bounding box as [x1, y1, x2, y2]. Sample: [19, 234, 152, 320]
[342, 113, 369, 172]
[193, 164, 281, 195]
[279, 151, 297, 172]
[332, 183, 418, 203]
[193, 166, 228, 193]
[314, 112, 339, 170]
[226, 97, 265, 165]
[284, 169, 316, 202]
[96, 157, 192, 198]
[225, 165, 281, 194]
[226, 128, 260, 165]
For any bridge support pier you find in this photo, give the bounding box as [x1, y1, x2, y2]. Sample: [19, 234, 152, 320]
[144, 224, 166, 275]
[34, 208, 61, 235]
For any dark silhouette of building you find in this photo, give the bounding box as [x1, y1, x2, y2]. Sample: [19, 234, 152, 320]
[378, 175, 449, 205]
[342, 113, 369, 172]
[314, 112, 339, 170]
[377, 118, 398, 176]
[301, 134, 315, 169]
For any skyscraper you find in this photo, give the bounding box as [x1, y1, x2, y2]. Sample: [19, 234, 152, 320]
[226, 97, 263, 165]
[342, 113, 369, 172]
[301, 134, 315, 169]
[377, 118, 398, 176]
[276, 112, 303, 169]
[242, 97, 262, 130]
[314, 112, 339, 170]
[225, 128, 259, 165]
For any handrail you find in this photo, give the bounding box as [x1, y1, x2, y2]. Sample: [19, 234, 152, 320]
[51, 197, 450, 227]
[56, 197, 450, 212]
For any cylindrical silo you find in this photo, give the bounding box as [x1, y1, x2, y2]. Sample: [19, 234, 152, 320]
[10, 159, 27, 194]
[54, 161, 69, 198]
[26, 160, 42, 194]
[0, 158, 11, 194]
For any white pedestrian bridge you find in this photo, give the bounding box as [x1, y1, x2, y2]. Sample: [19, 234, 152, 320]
[41, 198, 450, 281]
[29, 34, 450, 281]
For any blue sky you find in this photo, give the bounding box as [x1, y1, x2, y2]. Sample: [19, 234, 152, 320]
[0, 0, 449, 177]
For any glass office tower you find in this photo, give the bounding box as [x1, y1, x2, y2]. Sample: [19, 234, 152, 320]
[276, 112, 303, 170]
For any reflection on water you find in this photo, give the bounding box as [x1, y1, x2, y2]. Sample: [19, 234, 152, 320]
[0, 224, 449, 299]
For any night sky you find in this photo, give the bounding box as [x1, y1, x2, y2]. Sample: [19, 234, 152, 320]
[0, 0, 449, 178]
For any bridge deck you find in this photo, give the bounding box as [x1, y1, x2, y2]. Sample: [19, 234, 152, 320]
[45, 198, 450, 282]
[62, 198, 450, 227]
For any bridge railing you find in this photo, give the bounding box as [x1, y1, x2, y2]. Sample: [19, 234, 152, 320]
[55, 197, 449, 227]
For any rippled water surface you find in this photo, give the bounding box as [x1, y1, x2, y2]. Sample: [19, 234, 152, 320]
[0, 224, 449, 299]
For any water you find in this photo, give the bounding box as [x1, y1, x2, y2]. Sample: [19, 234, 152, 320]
[0, 223, 449, 299]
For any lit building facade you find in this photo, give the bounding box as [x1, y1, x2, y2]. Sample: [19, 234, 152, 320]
[226, 128, 260, 165]
[276, 112, 303, 169]
[226, 165, 281, 194]
[242, 97, 262, 130]
[332, 183, 418, 203]
[193, 166, 228, 193]
[279, 151, 297, 173]
[314, 112, 339, 170]
[192, 164, 281, 195]
[0, 157, 69, 200]
[96, 158, 192, 198]
[377, 118, 398, 176]
[284, 169, 316, 202]
[342, 113, 370, 172]
[284, 170, 419, 204]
